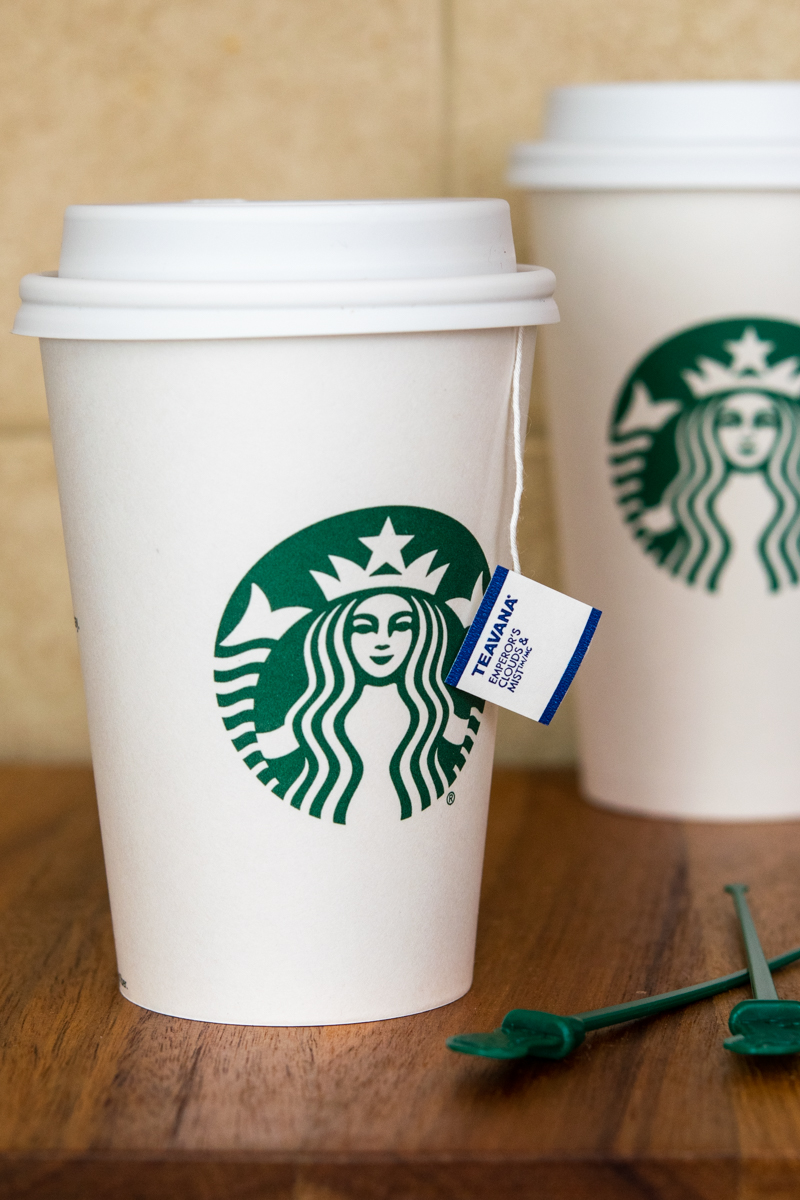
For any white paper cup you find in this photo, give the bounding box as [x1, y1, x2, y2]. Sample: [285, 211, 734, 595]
[15, 200, 557, 1023]
[511, 82, 800, 820]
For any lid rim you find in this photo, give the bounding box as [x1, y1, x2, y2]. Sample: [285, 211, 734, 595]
[509, 143, 800, 190]
[14, 265, 558, 340]
[20, 263, 554, 306]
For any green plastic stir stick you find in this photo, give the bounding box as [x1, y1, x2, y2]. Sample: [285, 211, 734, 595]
[723, 884, 800, 1056]
[447, 942, 800, 1061]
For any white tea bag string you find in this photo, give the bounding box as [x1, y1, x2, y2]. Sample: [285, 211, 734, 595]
[447, 324, 601, 724]
[509, 326, 525, 574]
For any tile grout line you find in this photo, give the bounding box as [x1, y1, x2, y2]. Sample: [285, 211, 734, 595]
[439, 0, 455, 197]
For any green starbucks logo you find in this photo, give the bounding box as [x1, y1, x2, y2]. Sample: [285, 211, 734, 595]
[610, 318, 800, 592]
[214, 506, 488, 824]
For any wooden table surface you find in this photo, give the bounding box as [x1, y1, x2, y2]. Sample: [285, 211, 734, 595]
[2, 766, 800, 1200]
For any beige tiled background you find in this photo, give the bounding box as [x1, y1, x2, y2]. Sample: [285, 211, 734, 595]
[1, 0, 799, 762]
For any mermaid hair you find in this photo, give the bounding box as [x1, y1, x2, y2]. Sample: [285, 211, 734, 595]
[390, 594, 458, 820]
[283, 590, 457, 824]
[661, 394, 800, 592]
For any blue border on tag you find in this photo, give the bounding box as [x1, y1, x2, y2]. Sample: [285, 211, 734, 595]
[538, 606, 602, 726]
[445, 565, 509, 688]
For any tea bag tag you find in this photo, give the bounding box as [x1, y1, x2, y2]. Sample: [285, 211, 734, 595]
[451, 327, 601, 722]
[445, 566, 600, 724]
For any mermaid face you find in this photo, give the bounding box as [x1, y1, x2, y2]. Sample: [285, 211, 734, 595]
[349, 593, 415, 680]
[716, 393, 780, 470]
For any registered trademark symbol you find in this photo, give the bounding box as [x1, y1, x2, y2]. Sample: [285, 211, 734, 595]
[446, 791, 455, 805]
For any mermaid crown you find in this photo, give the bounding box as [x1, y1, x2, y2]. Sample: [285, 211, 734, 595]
[683, 327, 800, 400]
[310, 517, 449, 601]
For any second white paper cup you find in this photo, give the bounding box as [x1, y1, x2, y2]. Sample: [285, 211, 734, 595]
[16, 200, 557, 1023]
[512, 83, 800, 820]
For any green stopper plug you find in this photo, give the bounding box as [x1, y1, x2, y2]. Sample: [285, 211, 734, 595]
[723, 884, 800, 1057]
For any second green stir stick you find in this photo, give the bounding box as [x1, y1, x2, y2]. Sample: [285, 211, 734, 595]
[724, 883, 800, 1056]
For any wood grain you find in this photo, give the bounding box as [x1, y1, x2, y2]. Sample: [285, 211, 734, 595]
[2, 767, 800, 1198]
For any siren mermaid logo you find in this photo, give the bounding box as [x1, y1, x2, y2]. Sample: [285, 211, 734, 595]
[214, 506, 488, 825]
[609, 318, 800, 592]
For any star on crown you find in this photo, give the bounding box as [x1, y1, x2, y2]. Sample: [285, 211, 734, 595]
[683, 327, 800, 400]
[310, 517, 449, 601]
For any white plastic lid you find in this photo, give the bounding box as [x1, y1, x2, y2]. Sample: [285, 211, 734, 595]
[57, 199, 517, 282]
[15, 198, 558, 339]
[509, 82, 800, 190]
